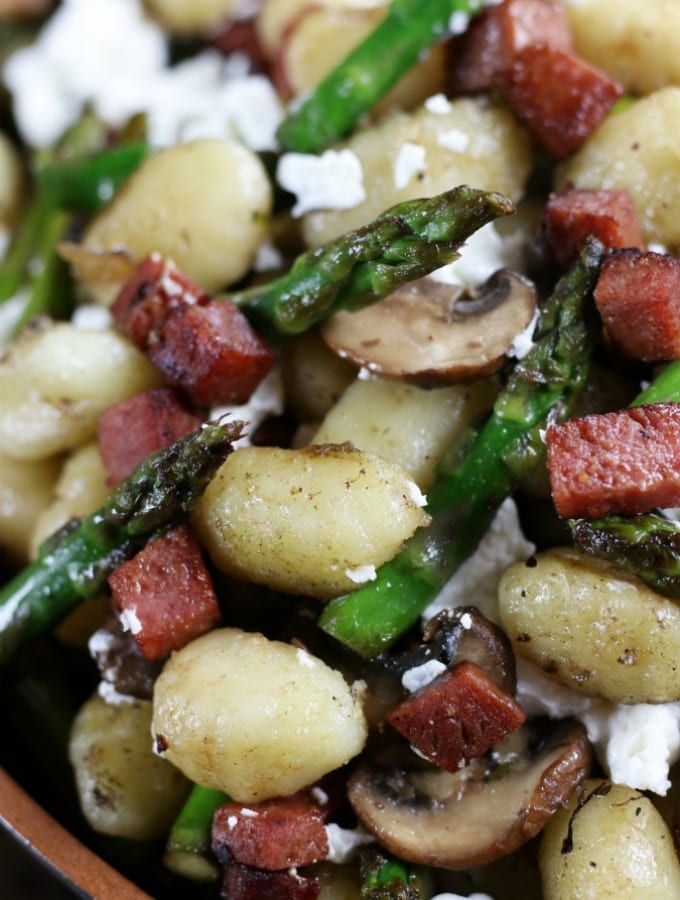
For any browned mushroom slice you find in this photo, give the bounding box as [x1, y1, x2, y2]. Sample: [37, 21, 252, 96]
[348, 719, 592, 870]
[320, 269, 538, 383]
[383, 606, 518, 695]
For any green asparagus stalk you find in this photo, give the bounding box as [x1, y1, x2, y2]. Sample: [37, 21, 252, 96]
[359, 846, 426, 899]
[318, 238, 605, 656]
[164, 784, 228, 882]
[0, 419, 245, 665]
[231, 186, 515, 341]
[568, 358, 680, 595]
[276, 0, 485, 153]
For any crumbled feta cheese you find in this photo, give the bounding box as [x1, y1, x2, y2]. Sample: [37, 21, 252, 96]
[406, 480, 428, 508]
[345, 564, 377, 584]
[402, 659, 447, 693]
[428, 220, 528, 289]
[253, 239, 284, 273]
[227, 815, 238, 829]
[449, 11, 471, 35]
[393, 142, 427, 189]
[71, 304, 114, 331]
[581, 701, 680, 796]
[4, 0, 167, 148]
[310, 786, 329, 806]
[210, 365, 285, 447]
[431, 893, 495, 900]
[0, 291, 28, 345]
[437, 129, 470, 153]
[118, 605, 142, 635]
[460, 612, 473, 630]
[423, 498, 535, 624]
[240, 807, 258, 817]
[515, 658, 593, 720]
[508, 307, 539, 359]
[97, 680, 136, 705]
[296, 647, 317, 668]
[424, 93, 452, 115]
[276, 149, 366, 217]
[324, 824, 374, 863]
[4, 1, 284, 152]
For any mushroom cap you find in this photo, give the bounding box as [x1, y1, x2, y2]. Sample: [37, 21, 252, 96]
[348, 719, 592, 870]
[320, 269, 538, 384]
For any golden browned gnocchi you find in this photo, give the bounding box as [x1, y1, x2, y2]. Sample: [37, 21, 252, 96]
[498, 547, 680, 704]
[539, 779, 680, 898]
[151, 627, 368, 801]
[79, 139, 272, 297]
[69, 693, 190, 840]
[192, 442, 429, 597]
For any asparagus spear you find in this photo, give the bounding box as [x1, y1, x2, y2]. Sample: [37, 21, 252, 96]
[359, 846, 427, 899]
[318, 238, 605, 656]
[568, 358, 680, 595]
[164, 784, 228, 882]
[231, 186, 515, 341]
[276, 0, 485, 153]
[0, 419, 245, 665]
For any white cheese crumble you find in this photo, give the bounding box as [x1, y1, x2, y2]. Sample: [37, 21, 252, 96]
[118, 605, 142, 636]
[508, 306, 539, 360]
[0, 291, 28, 345]
[423, 497, 535, 625]
[424, 93, 452, 115]
[276, 149, 366, 217]
[407, 480, 428, 508]
[516, 659, 680, 796]
[227, 815, 238, 830]
[393, 142, 427, 189]
[401, 659, 447, 694]
[239, 807, 258, 817]
[448, 11, 471, 35]
[210, 365, 285, 448]
[431, 893, 495, 900]
[581, 701, 680, 796]
[253, 239, 285, 273]
[4, 0, 284, 152]
[428, 220, 528, 289]
[437, 128, 470, 153]
[345, 564, 377, 584]
[71, 304, 114, 331]
[324, 823, 374, 864]
[4, 0, 167, 148]
[97, 680, 136, 705]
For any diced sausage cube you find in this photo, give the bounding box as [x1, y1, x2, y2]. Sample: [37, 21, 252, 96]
[221, 863, 320, 900]
[594, 249, 680, 362]
[387, 661, 526, 772]
[108, 525, 221, 661]
[149, 299, 275, 407]
[212, 795, 329, 871]
[97, 387, 202, 487]
[498, 45, 623, 159]
[547, 403, 680, 518]
[112, 255, 275, 406]
[541, 189, 644, 269]
[447, 0, 573, 96]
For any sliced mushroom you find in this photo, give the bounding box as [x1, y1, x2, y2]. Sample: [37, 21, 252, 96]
[383, 606, 518, 695]
[348, 719, 592, 870]
[320, 269, 538, 384]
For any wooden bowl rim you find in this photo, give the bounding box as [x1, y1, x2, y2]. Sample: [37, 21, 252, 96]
[0, 766, 152, 899]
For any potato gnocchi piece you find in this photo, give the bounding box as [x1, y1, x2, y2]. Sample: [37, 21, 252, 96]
[69, 693, 190, 840]
[498, 547, 680, 704]
[313, 374, 495, 489]
[281, 330, 356, 424]
[557, 88, 680, 249]
[152, 628, 368, 802]
[539, 780, 680, 898]
[78, 139, 272, 299]
[302, 97, 532, 247]
[30, 441, 110, 558]
[566, 0, 680, 95]
[0, 452, 60, 565]
[0, 323, 160, 461]
[192, 442, 429, 598]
